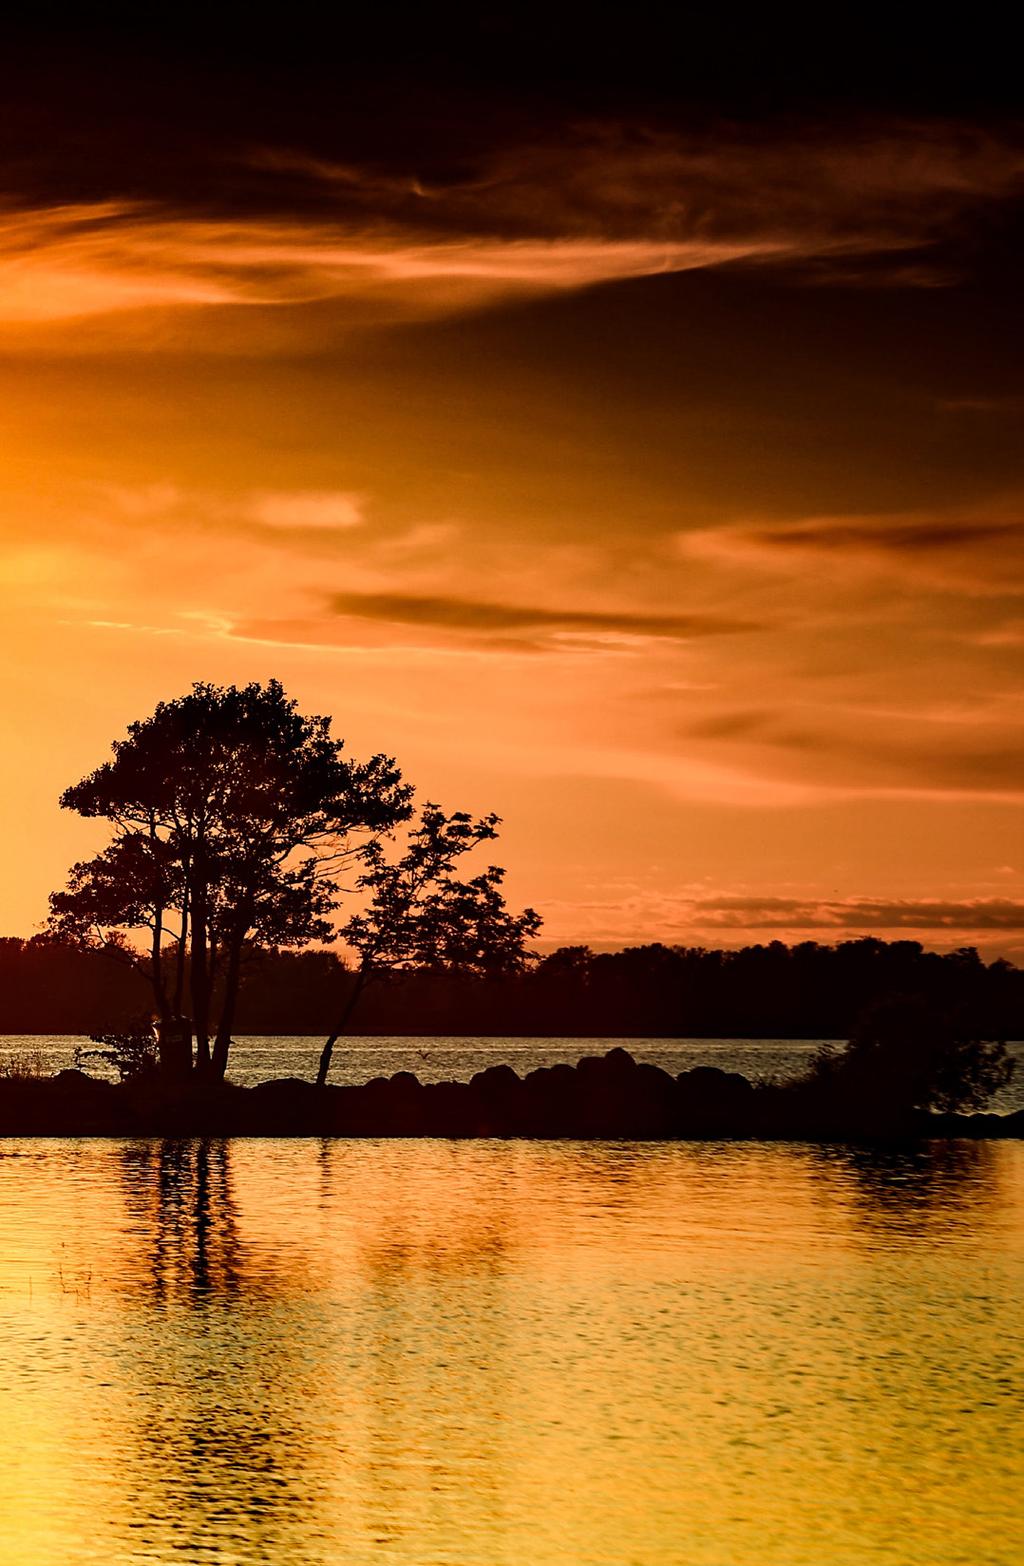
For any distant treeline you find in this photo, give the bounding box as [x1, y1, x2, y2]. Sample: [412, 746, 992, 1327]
[0, 936, 1020, 1038]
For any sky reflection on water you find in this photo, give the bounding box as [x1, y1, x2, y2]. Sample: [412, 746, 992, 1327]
[0, 1138, 1021, 1565]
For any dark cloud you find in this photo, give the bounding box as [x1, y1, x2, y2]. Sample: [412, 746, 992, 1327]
[251, 124, 1024, 264]
[689, 709, 772, 741]
[226, 592, 761, 659]
[5, 121, 1024, 304]
[695, 514, 1024, 594]
[691, 895, 1024, 930]
[325, 590, 758, 640]
[2, 13, 1023, 296]
[9, 120, 1024, 343]
[228, 618, 556, 657]
[684, 705, 1024, 796]
[4, 11, 1021, 198]
[747, 519, 1022, 555]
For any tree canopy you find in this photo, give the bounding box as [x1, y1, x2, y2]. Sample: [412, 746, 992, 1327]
[51, 680, 412, 1078]
[49, 681, 542, 1085]
[316, 803, 542, 1084]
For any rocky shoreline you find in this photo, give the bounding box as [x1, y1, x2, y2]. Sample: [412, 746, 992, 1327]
[1, 1048, 1021, 1140]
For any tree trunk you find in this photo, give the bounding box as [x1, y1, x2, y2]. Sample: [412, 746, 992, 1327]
[148, 813, 170, 1024]
[151, 903, 170, 1024]
[210, 925, 246, 1082]
[157, 1016, 193, 1081]
[190, 830, 211, 1074]
[192, 920, 211, 1074]
[316, 967, 367, 1087]
[173, 870, 189, 1017]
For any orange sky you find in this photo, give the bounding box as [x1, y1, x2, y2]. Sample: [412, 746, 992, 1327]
[1, 24, 1022, 957]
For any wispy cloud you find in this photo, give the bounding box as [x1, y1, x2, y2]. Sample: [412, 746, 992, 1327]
[0, 201, 784, 329]
[4, 120, 1023, 333]
[228, 591, 761, 658]
[685, 894, 1024, 931]
[685, 510, 1024, 596]
[975, 619, 1024, 646]
[248, 491, 365, 531]
[322, 589, 759, 640]
[683, 700, 1024, 799]
[540, 888, 1024, 949]
[260, 121, 1024, 249]
[93, 481, 367, 541]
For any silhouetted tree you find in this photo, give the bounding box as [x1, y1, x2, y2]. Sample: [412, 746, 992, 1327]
[806, 994, 1015, 1115]
[50, 681, 412, 1079]
[49, 835, 181, 1021]
[316, 804, 542, 1085]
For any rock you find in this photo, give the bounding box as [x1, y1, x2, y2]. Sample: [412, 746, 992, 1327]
[0, 1052, 1018, 1140]
[675, 1066, 756, 1133]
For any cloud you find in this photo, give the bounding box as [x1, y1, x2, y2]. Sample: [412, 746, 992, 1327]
[686, 511, 1024, 596]
[248, 491, 365, 531]
[686, 895, 1024, 931]
[975, 619, 1024, 646]
[0, 200, 786, 329]
[224, 590, 762, 659]
[684, 702, 1024, 798]
[263, 121, 1024, 250]
[750, 520, 1019, 555]
[4, 119, 1023, 334]
[541, 888, 1024, 949]
[323, 589, 759, 641]
[93, 481, 367, 542]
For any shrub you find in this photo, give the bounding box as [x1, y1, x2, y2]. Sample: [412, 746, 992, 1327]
[806, 994, 1015, 1115]
[75, 1022, 159, 1083]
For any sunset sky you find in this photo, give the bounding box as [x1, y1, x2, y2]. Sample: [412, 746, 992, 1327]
[2, 14, 1022, 957]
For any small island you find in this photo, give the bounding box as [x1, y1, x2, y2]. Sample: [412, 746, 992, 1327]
[2, 1037, 1020, 1140]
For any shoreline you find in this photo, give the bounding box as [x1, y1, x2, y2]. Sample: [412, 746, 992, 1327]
[1, 1048, 1021, 1141]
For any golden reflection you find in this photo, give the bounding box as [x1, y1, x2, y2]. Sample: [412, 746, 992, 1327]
[0, 1139, 1022, 1566]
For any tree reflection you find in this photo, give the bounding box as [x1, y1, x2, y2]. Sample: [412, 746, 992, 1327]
[119, 1138, 248, 1302]
[807, 1139, 1004, 1241]
[112, 1139, 330, 1561]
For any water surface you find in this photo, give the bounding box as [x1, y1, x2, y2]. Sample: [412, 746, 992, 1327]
[0, 1138, 1021, 1564]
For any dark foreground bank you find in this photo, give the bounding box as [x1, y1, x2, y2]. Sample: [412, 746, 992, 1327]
[1, 1049, 1021, 1139]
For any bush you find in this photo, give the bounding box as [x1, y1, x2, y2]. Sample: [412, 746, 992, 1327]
[75, 1022, 159, 1083]
[807, 995, 1015, 1115]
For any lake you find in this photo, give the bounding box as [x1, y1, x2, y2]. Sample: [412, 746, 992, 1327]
[0, 1137, 1021, 1565]
[3, 1034, 1023, 1114]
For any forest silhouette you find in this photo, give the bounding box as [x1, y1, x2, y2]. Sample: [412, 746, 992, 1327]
[1, 929, 1020, 1041]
